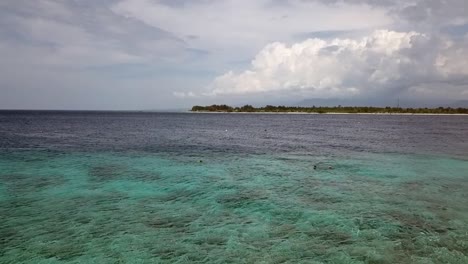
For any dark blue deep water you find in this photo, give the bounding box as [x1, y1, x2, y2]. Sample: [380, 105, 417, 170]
[1, 111, 468, 263]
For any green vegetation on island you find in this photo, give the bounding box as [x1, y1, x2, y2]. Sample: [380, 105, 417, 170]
[191, 104, 468, 114]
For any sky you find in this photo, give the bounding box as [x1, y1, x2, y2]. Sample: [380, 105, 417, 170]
[1, 0, 468, 110]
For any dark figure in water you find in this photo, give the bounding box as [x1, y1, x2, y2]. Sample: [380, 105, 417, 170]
[313, 165, 333, 170]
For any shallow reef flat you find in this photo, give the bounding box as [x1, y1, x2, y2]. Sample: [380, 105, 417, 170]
[1, 150, 467, 263]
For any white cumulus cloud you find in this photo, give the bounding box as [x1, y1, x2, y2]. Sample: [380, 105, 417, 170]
[204, 30, 468, 99]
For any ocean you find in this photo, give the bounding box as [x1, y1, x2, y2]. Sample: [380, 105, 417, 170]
[1, 111, 467, 263]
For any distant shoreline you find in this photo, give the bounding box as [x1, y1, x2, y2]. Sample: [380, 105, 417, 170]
[189, 111, 468, 116]
[190, 104, 468, 115]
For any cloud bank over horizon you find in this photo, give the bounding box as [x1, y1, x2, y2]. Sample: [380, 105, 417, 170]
[0, 0, 467, 109]
[199, 29, 468, 101]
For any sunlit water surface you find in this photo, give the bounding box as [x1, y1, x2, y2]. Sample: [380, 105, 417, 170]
[1, 111, 467, 263]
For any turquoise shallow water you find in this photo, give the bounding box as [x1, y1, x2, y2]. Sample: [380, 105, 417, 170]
[1, 112, 468, 263]
[1, 150, 468, 263]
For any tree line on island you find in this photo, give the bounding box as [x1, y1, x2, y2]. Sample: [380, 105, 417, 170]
[191, 104, 468, 114]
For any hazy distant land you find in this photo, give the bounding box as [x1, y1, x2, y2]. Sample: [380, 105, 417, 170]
[191, 105, 468, 115]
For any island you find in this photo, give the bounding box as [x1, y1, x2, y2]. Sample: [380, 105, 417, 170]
[191, 104, 468, 114]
